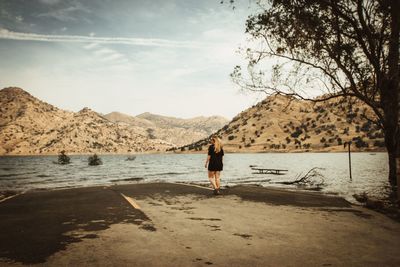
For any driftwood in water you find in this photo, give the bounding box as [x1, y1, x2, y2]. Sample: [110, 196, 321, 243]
[275, 167, 325, 187]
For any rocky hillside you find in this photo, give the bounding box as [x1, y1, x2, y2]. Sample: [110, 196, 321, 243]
[178, 94, 385, 153]
[103, 112, 154, 129]
[104, 112, 228, 147]
[0, 87, 172, 155]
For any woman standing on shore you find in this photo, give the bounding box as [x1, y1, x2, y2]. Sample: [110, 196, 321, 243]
[205, 136, 224, 195]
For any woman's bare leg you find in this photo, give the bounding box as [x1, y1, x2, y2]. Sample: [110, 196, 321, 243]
[215, 171, 221, 189]
[208, 171, 217, 189]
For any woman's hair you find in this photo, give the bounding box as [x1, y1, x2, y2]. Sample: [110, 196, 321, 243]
[212, 136, 222, 153]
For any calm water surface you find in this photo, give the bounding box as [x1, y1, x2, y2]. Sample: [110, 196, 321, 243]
[0, 153, 389, 202]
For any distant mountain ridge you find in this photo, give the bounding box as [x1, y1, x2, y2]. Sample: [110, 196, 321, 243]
[178, 94, 385, 153]
[0, 87, 227, 155]
[104, 111, 228, 147]
[103, 112, 154, 128]
[137, 112, 226, 131]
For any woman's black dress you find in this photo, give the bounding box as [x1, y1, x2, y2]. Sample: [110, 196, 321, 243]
[208, 145, 224, 171]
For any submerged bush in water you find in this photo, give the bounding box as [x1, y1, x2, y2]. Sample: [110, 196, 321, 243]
[58, 150, 70, 165]
[88, 154, 102, 166]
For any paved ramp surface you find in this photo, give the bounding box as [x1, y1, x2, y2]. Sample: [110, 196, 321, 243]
[0, 183, 399, 266]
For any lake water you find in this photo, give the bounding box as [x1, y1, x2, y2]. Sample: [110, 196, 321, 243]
[0, 153, 390, 203]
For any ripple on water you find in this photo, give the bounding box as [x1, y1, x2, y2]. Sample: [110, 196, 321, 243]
[36, 174, 51, 178]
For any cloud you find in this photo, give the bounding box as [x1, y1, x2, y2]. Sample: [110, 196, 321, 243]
[0, 28, 204, 48]
[36, 1, 91, 22]
[93, 47, 115, 56]
[15, 16, 24, 22]
[38, 0, 61, 5]
[92, 47, 124, 62]
[82, 42, 130, 66]
[83, 42, 98, 49]
[102, 53, 124, 62]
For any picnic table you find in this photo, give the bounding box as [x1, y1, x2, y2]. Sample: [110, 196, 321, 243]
[251, 167, 288, 175]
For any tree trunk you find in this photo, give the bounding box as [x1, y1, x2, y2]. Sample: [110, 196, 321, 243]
[397, 156, 400, 204]
[388, 151, 397, 185]
[381, 74, 399, 186]
[382, 88, 400, 188]
[384, 0, 400, 194]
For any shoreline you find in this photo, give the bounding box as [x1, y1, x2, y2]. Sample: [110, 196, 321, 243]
[0, 182, 399, 266]
[0, 150, 388, 157]
[0, 180, 339, 198]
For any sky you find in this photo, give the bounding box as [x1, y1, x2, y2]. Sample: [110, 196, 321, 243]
[0, 0, 266, 119]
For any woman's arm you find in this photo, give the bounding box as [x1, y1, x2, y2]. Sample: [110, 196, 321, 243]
[205, 155, 210, 168]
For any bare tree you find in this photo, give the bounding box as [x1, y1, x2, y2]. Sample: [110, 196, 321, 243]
[232, 0, 399, 195]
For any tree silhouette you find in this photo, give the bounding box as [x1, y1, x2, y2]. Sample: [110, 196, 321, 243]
[88, 154, 102, 166]
[57, 150, 70, 165]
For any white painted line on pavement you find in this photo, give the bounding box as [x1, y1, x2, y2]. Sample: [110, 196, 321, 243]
[120, 193, 141, 210]
[0, 192, 26, 204]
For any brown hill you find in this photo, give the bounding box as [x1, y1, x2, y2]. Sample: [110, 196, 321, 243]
[0, 87, 171, 155]
[103, 112, 154, 129]
[178, 94, 385, 153]
[137, 112, 227, 133]
[104, 112, 228, 147]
